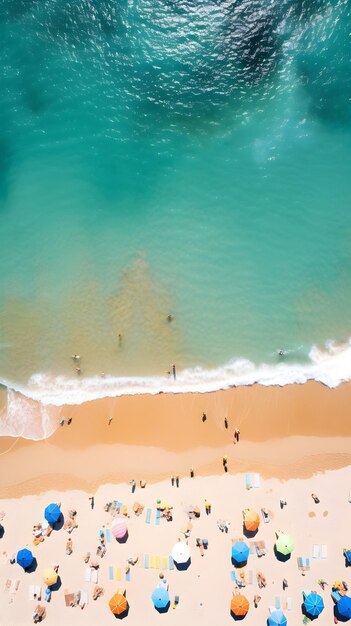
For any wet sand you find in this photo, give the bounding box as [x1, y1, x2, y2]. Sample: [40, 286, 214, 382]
[0, 381, 351, 497]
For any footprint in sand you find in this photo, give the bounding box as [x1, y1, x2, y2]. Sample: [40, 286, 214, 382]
[308, 512, 316, 517]
[323, 511, 328, 517]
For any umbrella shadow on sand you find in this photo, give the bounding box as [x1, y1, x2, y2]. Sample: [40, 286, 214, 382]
[231, 558, 248, 569]
[230, 610, 246, 621]
[25, 557, 38, 574]
[116, 531, 129, 544]
[301, 603, 318, 621]
[114, 606, 130, 619]
[243, 526, 258, 539]
[174, 558, 191, 571]
[52, 514, 64, 531]
[273, 546, 291, 562]
[334, 606, 350, 623]
[155, 602, 170, 614]
[0, 525, 4, 539]
[50, 576, 62, 592]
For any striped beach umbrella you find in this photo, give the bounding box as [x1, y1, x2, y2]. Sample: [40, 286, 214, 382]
[111, 518, 128, 539]
[42, 567, 58, 586]
[109, 592, 128, 616]
[44, 503, 61, 525]
[337, 596, 351, 620]
[231, 594, 249, 616]
[304, 592, 324, 617]
[152, 587, 170, 609]
[243, 509, 260, 532]
[231, 541, 250, 565]
[275, 533, 294, 556]
[268, 609, 288, 626]
[16, 548, 34, 570]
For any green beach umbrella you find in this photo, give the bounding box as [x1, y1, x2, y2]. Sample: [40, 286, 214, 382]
[275, 533, 295, 556]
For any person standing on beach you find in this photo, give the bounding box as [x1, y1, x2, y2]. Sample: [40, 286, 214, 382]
[67, 417, 72, 426]
[224, 417, 228, 429]
[59, 418, 65, 427]
[171, 476, 175, 486]
[234, 429, 240, 442]
[223, 456, 228, 472]
[172, 364, 176, 380]
[190, 467, 194, 478]
[130, 480, 136, 493]
[205, 500, 211, 515]
[175, 476, 179, 488]
[89, 496, 95, 510]
[108, 417, 113, 426]
[202, 412, 207, 423]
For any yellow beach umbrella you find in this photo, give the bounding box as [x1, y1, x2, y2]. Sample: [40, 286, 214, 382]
[42, 567, 58, 586]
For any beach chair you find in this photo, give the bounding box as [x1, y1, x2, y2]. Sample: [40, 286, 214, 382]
[255, 541, 267, 557]
[169, 556, 174, 570]
[321, 545, 327, 559]
[161, 556, 168, 570]
[144, 554, 149, 569]
[145, 508, 152, 524]
[245, 474, 251, 490]
[116, 568, 122, 581]
[156, 509, 161, 525]
[106, 528, 112, 543]
[312, 545, 320, 558]
[275, 597, 281, 609]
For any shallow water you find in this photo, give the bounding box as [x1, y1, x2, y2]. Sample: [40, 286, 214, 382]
[1, 0, 351, 415]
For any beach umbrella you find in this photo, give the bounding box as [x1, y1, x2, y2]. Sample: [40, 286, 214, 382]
[42, 567, 58, 586]
[44, 503, 61, 525]
[231, 541, 250, 564]
[304, 592, 324, 617]
[171, 542, 191, 564]
[16, 548, 34, 570]
[275, 533, 294, 556]
[111, 518, 128, 539]
[268, 609, 288, 626]
[152, 587, 170, 610]
[109, 592, 128, 615]
[337, 596, 351, 619]
[230, 594, 249, 616]
[243, 509, 260, 532]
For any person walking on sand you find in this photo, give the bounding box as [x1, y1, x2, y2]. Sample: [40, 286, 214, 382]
[89, 496, 95, 510]
[234, 429, 240, 442]
[171, 476, 175, 486]
[108, 417, 113, 426]
[202, 412, 207, 423]
[59, 418, 65, 427]
[222, 455, 228, 467]
[205, 500, 211, 515]
[172, 364, 176, 380]
[130, 480, 136, 493]
[224, 417, 228, 429]
[190, 467, 194, 478]
[67, 417, 72, 426]
[175, 475, 179, 488]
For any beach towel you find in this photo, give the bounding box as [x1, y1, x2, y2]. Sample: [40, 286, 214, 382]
[145, 508, 152, 524]
[64, 592, 75, 607]
[321, 545, 327, 559]
[275, 597, 281, 609]
[125, 570, 131, 582]
[116, 568, 121, 581]
[108, 566, 114, 580]
[106, 528, 112, 543]
[150, 555, 155, 568]
[161, 556, 168, 570]
[252, 473, 260, 488]
[245, 474, 251, 490]
[84, 568, 91, 583]
[156, 509, 161, 525]
[155, 556, 160, 569]
[169, 556, 174, 570]
[286, 597, 293, 611]
[312, 545, 320, 558]
[91, 569, 98, 584]
[230, 571, 236, 582]
[144, 554, 149, 569]
[79, 590, 88, 607]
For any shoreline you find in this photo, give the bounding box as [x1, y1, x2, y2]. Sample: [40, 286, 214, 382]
[1, 380, 351, 498]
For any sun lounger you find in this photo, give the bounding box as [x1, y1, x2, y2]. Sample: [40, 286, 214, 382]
[116, 568, 121, 581]
[230, 571, 236, 582]
[79, 590, 88, 607]
[312, 545, 320, 558]
[161, 556, 168, 570]
[321, 545, 327, 559]
[106, 528, 111, 543]
[145, 508, 152, 524]
[255, 541, 267, 557]
[286, 597, 293, 611]
[144, 554, 149, 569]
[156, 510, 161, 525]
[90, 569, 98, 584]
[169, 556, 174, 570]
[252, 473, 260, 488]
[245, 474, 251, 490]
[275, 597, 281, 609]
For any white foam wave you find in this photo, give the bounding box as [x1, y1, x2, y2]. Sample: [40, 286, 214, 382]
[1, 338, 351, 411]
[0, 389, 59, 441]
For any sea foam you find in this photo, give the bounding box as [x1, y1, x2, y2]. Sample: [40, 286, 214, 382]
[1, 338, 351, 440]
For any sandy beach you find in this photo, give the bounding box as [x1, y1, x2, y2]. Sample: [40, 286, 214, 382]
[0, 381, 350, 625]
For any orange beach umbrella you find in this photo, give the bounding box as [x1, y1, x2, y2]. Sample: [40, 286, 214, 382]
[231, 594, 250, 616]
[243, 509, 260, 532]
[109, 592, 128, 615]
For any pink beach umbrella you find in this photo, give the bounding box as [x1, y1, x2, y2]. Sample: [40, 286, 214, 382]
[111, 518, 128, 540]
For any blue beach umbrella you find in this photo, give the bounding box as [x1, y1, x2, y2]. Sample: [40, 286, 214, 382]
[337, 596, 351, 619]
[152, 587, 170, 610]
[231, 540, 250, 564]
[304, 592, 324, 617]
[44, 503, 61, 524]
[268, 609, 288, 626]
[16, 548, 34, 570]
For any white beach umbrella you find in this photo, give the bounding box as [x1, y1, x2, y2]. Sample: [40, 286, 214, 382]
[171, 542, 191, 564]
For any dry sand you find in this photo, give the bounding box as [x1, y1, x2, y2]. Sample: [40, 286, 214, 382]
[0, 470, 350, 626]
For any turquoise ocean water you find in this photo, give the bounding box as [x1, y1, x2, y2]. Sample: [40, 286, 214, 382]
[1, 0, 351, 431]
